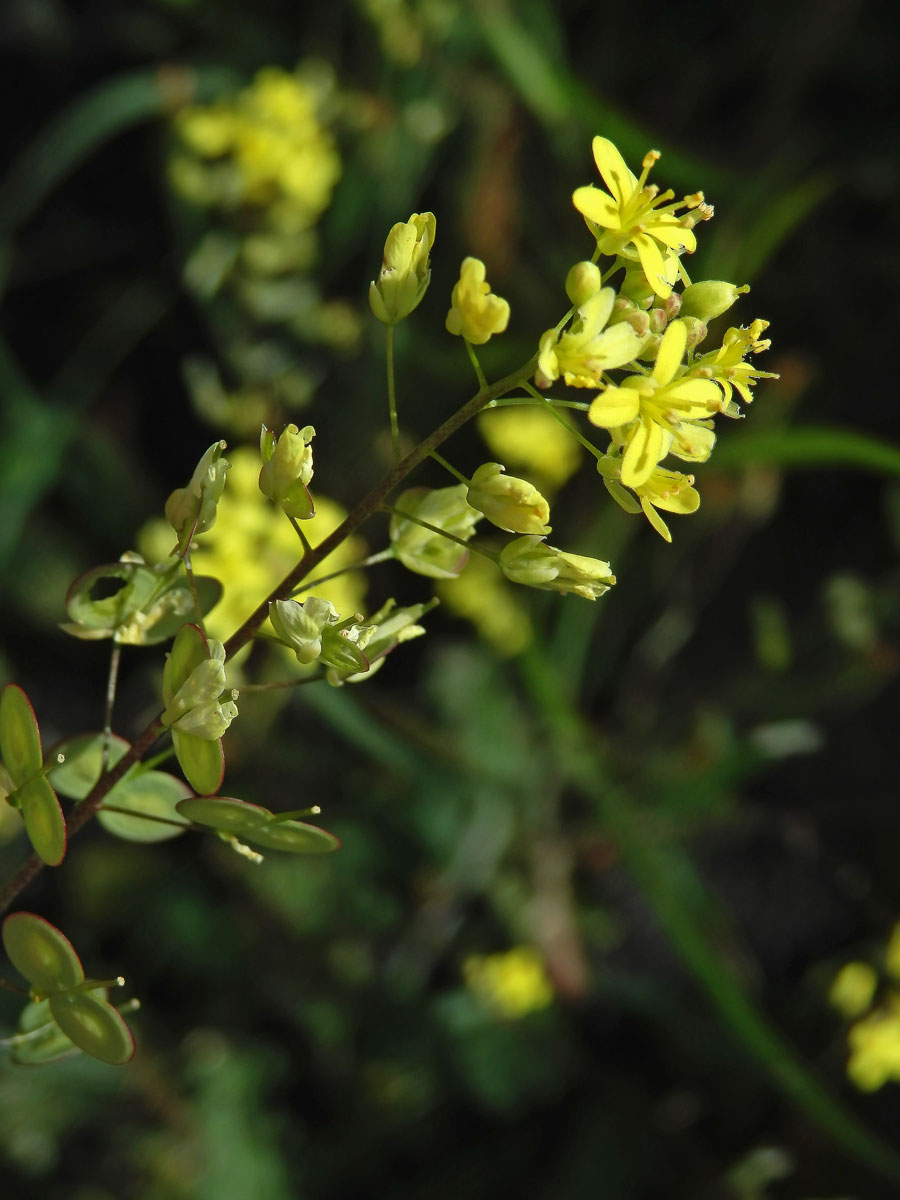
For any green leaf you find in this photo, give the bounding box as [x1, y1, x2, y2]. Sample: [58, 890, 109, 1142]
[2, 912, 84, 994]
[98, 771, 192, 842]
[18, 775, 66, 865]
[49, 732, 130, 800]
[0, 683, 43, 785]
[171, 729, 224, 796]
[48, 990, 135, 1066]
[176, 796, 340, 855]
[163, 623, 210, 706]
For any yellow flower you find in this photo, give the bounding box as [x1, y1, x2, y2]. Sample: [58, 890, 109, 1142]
[588, 318, 722, 488]
[467, 463, 551, 536]
[500, 536, 615, 601]
[692, 319, 778, 409]
[572, 138, 708, 299]
[847, 997, 900, 1091]
[463, 948, 553, 1020]
[445, 257, 509, 344]
[537, 287, 644, 389]
[830, 961, 878, 1020]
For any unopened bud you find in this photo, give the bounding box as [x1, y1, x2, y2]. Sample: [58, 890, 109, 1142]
[565, 261, 602, 307]
[680, 280, 748, 322]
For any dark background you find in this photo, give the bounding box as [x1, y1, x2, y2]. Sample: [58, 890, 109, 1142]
[2, 1, 900, 1197]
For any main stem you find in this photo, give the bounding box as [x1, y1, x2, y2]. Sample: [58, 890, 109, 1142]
[0, 355, 536, 916]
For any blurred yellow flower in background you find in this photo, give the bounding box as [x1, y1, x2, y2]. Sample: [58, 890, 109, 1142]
[140, 447, 366, 641]
[477, 404, 581, 495]
[463, 947, 554, 1020]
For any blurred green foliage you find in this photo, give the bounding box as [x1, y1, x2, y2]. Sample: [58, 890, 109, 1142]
[3, 1, 900, 1197]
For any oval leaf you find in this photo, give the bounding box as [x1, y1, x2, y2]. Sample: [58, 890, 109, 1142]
[2, 912, 84, 993]
[171, 729, 224, 796]
[49, 991, 135, 1065]
[98, 771, 192, 843]
[175, 795, 269, 835]
[19, 776, 66, 865]
[0, 684, 43, 786]
[49, 732, 130, 800]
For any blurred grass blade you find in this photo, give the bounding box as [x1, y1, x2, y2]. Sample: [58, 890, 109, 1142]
[519, 646, 900, 1186]
[474, 0, 732, 188]
[0, 66, 238, 237]
[714, 425, 900, 476]
[706, 171, 833, 282]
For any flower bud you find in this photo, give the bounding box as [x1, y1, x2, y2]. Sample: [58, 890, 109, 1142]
[259, 423, 315, 519]
[679, 315, 709, 351]
[499, 537, 615, 601]
[390, 485, 482, 579]
[269, 596, 339, 664]
[445, 258, 510, 345]
[165, 441, 229, 555]
[565, 261, 602, 306]
[467, 463, 551, 536]
[679, 281, 748, 322]
[369, 212, 436, 325]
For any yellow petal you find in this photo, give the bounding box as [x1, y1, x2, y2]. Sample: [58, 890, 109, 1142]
[664, 378, 722, 416]
[654, 319, 688, 385]
[634, 234, 672, 299]
[572, 186, 620, 230]
[671, 422, 715, 463]
[648, 220, 697, 254]
[591, 137, 636, 206]
[588, 385, 640, 429]
[621, 417, 669, 488]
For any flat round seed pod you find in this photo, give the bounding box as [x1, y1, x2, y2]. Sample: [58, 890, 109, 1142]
[0, 684, 43, 785]
[2, 912, 84, 993]
[49, 990, 135, 1065]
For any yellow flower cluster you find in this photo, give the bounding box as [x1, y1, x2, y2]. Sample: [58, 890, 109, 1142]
[463, 947, 554, 1020]
[537, 137, 777, 542]
[172, 66, 341, 234]
[830, 923, 900, 1091]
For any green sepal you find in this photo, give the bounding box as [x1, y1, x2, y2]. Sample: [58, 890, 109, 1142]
[2, 912, 84, 994]
[19, 776, 66, 865]
[0, 684, 43, 785]
[49, 732, 130, 800]
[98, 771, 192, 843]
[48, 990, 135, 1066]
[176, 796, 340, 855]
[171, 729, 225, 796]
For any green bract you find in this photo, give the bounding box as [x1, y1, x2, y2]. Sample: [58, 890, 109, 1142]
[176, 796, 340, 855]
[0, 685, 66, 866]
[62, 557, 222, 644]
